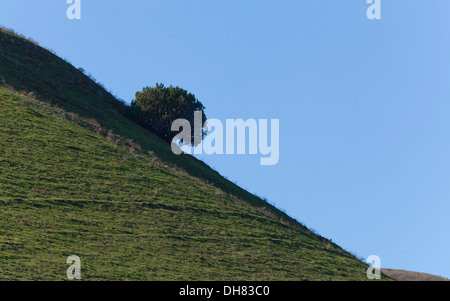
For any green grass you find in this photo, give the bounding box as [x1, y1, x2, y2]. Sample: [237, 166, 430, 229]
[0, 28, 387, 280]
[0, 27, 301, 228]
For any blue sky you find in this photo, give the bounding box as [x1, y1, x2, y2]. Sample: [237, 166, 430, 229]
[1, 0, 450, 279]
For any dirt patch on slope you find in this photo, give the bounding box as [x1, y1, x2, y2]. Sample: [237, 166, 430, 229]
[382, 269, 449, 281]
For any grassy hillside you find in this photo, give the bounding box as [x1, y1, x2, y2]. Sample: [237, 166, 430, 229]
[0, 27, 379, 280]
[0, 26, 301, 230]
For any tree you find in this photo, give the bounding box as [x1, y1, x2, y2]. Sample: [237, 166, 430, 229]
[131, 83, 207, 146]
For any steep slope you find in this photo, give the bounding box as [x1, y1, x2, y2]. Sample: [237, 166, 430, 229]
[0, 86, 371, 280]
[0, 27, 300, 230]
[0, 26, 342, 249]
[0, 28, 376, 280]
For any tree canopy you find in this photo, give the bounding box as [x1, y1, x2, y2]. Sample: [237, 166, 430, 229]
[130, 83, 207, 146]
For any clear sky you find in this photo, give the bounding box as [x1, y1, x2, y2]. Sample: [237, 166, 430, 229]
[1, 0, 450, 279]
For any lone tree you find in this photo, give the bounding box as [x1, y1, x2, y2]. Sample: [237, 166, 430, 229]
[131, 83, 207, 146]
